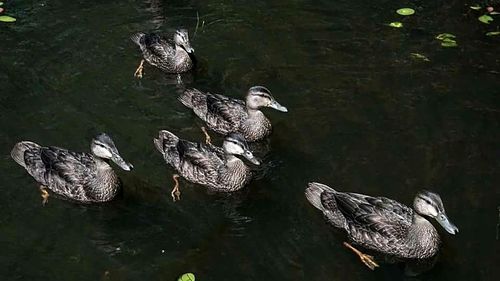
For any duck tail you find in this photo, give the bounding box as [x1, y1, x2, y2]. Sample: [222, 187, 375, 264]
[11, 141, 40, 168]
[305, 182, 336, 211]
[178, 88, 204, 109]
[130, 32, 146, 46]
[153, 130, 179, 154]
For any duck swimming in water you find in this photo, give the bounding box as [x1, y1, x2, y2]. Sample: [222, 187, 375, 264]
[131, 29, 195, 78]
[154, 130, 259, 201]
[179, 86, 288, 143]
[11, 133, 133, 204]
[305, 183, 458, 270]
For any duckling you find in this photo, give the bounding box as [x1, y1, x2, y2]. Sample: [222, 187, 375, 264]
[11, 133, 133, 204]
[305, 183, 458, 270]
[179, 86, 288, 143]
[153, 130, 259, 201]
[130, 29, 195, 78]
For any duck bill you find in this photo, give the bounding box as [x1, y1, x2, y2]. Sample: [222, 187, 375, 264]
[111, 152, 134, 171]
[243, 151, 260, 165]
[436, 213, 458, 235]
[268, 100, 288, 112]
[182, 43, 194, 54]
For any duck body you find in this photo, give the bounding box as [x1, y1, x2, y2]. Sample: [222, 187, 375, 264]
[131, 30, 195, 74]
[11, 134, 133, 203]
[179, 86, 287, 142]
[305, 183, 458, 259]
[154, 130, 259, 192]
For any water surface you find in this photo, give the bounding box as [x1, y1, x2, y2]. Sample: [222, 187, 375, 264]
[1, 0, 499, 280]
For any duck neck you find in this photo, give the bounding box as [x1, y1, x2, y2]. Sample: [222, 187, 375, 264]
[242, 108, 272, 141]
[89, 157, 120, 201]
[174, 45, 191, 64]
[221, 154, 251, 191]
[405, 212, 440, 258]
[246, 107, 263, 117]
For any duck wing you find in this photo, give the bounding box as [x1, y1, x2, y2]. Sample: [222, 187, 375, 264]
[140, 34, 174, 65]
[175, 140, 225, 184]
[24, 146, 97, 198]
[334, 193, 413, 245]
[205, 93, 247, 133]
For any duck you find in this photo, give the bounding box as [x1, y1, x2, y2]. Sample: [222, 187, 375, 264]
[153, 130, 260, 201]
[11, 133, 133, 204]
[178, 86, 288, 143]
[305, 182, 458, 270]
[130, 29, 195, 78]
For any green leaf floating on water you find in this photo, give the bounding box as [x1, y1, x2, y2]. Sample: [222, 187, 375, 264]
[410, 53, 430, 62]
[0, 2, 4, 6]
[469, 5, 481, 10]
[0, 15, 16, 22]
[486, 31, 500, 36]
[178, 273, 195, 281]
[396, 8, 415, 16]
[478, 14, 494, 24]
[441, 39, 458, 47]
[435, 34, 458, 47]
[490, 11, 500, 15]
[389, 22, 403, 28]
[435, 33, 456, 40]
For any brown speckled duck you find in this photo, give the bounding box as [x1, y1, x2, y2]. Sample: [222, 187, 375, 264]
[305, 183, 458, 270]
[179, 86, 288, 143]
[11, 133, 133, 204]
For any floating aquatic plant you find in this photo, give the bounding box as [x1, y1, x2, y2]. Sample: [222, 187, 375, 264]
[410, 53, 430, 62]
[388, 22, 403, 28]
[478, 14, 494, 24]
[396, 8, 415, 16]
[435, 33, 458, 47]
[486, 31, 500, 36]
[435, 33, 456, 40]
[470, 5, 482, 10]
[178, 273, 195, 281]
[440, 40, 458, 47]
[0, 15, 16, 22]
[0, 2, 17, 23]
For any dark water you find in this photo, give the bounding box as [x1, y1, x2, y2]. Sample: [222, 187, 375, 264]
[1, 0, 499, 280]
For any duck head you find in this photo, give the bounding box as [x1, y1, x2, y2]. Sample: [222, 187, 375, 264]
[246, 86, 288, 112]
[222, 133, 260, 165]
[174, 29, 194, 54]
[90, 133, 134, 171]
[413, 190, 458, 235]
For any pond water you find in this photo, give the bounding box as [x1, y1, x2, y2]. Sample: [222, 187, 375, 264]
[1, 0, 499, 280]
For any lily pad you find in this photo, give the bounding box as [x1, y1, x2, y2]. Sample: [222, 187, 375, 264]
[0, 15, 16, 22]
[396, 8, 415, 16]
[389, 22, 403, 28]
[410, 53, 430, 62]
[470, 5, 482, 10]
[478, 14, 494, 24]
[435, 33, 456, 40]
[178, 273, 195, 281]
[490, 11, 500, 15]
[441, 40, 458, 47]
[0, 2, 4, 6]
[486, 31, 500, 36]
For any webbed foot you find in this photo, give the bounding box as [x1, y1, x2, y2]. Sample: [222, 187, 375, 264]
[171, 174, 181, 202]
[39, 186, 49, 206]
[201, 127, 212, 145]
[343, 242, 379, 270]
[134, 59, 145, 78]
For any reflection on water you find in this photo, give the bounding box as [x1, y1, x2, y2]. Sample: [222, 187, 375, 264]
[1, 0, 499, 280]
